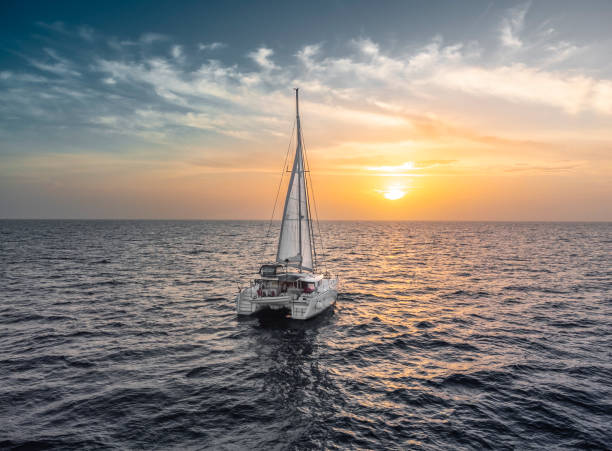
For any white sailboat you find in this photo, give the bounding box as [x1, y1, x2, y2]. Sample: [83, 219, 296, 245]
[236, 89, 338, 320]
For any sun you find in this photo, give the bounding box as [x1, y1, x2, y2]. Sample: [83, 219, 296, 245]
[383, 187, 406, 200]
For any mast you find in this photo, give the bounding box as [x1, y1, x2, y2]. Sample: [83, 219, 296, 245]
[276, 88, 315, 272]
[296, 89, 303, 271]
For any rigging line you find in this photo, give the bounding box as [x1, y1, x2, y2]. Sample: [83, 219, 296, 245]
[262, 118, 295, 262]
[300, 119, 327, 272]
[298, 124, 312, 253]
[304, 139, 318, 271]
[302, 136, 317, 271]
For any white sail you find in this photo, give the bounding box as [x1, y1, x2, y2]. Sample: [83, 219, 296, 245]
[276, 89, 314, 271]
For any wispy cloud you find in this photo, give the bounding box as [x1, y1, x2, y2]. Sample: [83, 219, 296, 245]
[429, 64, 612, 114]
[297, 44, 321, 66]
[248, 47, 277, 70]
[35, 21, 68, 34]
[171, 45, 183, 60]
[366, 160, 457, 175]
[28, 48, 81, 77]
[500, 2, 529, 48]
[503, 161, 584, 173]
[78, 25, 94, 41]
[140, 32, 168, 44]
[368, 162, 417, 172]
[198, 42, 226, 51]
[543, 41, 580, 65]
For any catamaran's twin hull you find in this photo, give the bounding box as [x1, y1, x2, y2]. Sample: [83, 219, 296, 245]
[236, 279, 338, 320]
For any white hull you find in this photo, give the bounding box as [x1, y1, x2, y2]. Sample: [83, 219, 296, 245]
[236, 277, 338, 320]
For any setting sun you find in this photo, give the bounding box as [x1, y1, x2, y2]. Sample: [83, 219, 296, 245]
[383, 187, 406, 200]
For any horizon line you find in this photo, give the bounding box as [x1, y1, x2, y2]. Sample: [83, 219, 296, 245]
[1, 218, 610, 223]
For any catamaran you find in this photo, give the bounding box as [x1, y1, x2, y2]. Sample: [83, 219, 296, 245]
[236, 89, 338, 320]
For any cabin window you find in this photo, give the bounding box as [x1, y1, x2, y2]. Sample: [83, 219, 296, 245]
[260, 280, 279, 297]
[260, 265, 279, 277]
[303, 282, 315, 293]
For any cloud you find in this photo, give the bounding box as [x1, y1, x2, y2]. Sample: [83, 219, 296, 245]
[248, 47, 277, 70]
[96, 56, 243, 105]
[296, 44, 321, 67]
[414, 160, 457, 169]
[198, 42, 226, 51]
[544, 41, 579, 65]
[367, 160, 457, 173]
[35, 21, 68, 34]
[429, 63, 611, 114]
[140, 32, 168, 44]
[171, 45, 183, 59]
[78, 25, 94, 41]
[28, 48, 81, 77]
[503, 161, 584, 173]
[36, 21, 95, 42]
[500, 2, 529, 48]
[0, 71, 46, 83]
[368, 161, 416, 172]
[355, 38, 379, 56]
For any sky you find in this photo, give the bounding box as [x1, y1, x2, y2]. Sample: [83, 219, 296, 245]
[1, 0, 611, 220]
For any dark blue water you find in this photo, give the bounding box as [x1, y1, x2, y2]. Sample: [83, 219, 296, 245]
[1, 220, 610, 450]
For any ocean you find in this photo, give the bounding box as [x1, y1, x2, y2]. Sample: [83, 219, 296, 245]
[0, 220, 610, 450]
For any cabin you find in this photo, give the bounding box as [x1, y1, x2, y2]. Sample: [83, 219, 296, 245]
[254, 267, 322, 298]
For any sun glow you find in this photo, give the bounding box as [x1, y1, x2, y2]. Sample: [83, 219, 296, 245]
[383, 187, 406, 200]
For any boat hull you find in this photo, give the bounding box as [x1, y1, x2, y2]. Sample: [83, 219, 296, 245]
[236, 278, 338, 320]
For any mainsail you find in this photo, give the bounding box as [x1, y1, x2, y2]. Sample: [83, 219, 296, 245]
[276, 89, 315, 271]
